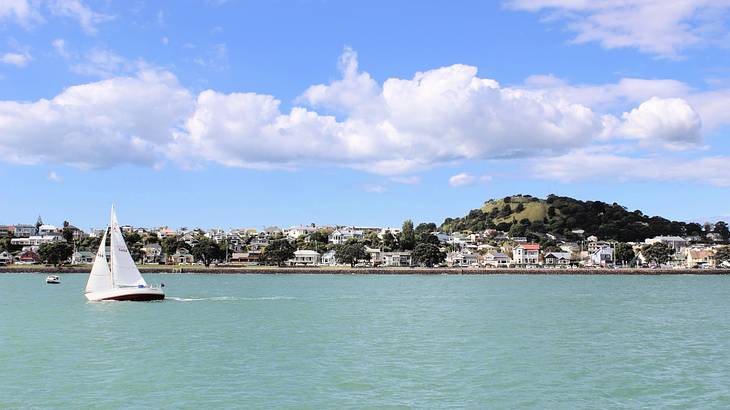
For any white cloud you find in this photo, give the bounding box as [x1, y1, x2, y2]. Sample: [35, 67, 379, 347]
[507, 0, 730, 58]
[48, 0, 113, 35]
[52, 38, 70, 59]
[618, 97, 702, 149]
[363, 184, 387, 193]
[449, 173, 477, 187]
[0, 0, 42, 26]
[70, 48, 138, 78]
[47, 171, 62, 182]
[534, 149, 730, 186]
[0, 70, 192, 168]
[1, 52, 31, 67]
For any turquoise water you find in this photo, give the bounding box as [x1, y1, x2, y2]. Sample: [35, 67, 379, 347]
[2, 273, 730, 409]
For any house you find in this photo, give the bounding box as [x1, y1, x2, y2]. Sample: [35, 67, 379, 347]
[687, 249, 715, 268]
[13, 224, 37, 237]
[0, 251, 12, 265]
[590, 247, 614, 266]
[446, 251, 478, 267]
[381, 251, 412, 267]
[142, 243, 163, 264]
[484, 252, 510, 267]
[513, 243, 540, 265]
[365, 247, 382, 266]
[0, 225, 15, 237]
[320, 250, 338, 266]
[16, 250, 40, 264]
[285, 225, 318, 239]
[229, 251, 261, 264]
[288, 250, 321, 266]
[37, 224, 60, 236]
[544, 252, 572, 266]
[645, 236, 688, 252]
[170, 251, 194, 264]
[11, 235, 62, 248]
[71, 251, 95, 265]
[329, 228, 364, 245]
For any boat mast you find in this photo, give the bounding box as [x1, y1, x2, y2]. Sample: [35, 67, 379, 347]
[110, 205, 115, 288]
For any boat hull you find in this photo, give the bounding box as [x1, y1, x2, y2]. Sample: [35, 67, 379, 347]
[85, 287, 165, 302]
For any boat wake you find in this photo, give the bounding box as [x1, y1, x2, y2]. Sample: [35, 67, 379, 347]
[168, 296, 296, 302]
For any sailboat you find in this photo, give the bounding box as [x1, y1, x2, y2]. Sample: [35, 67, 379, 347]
[85, 206, 165, 301]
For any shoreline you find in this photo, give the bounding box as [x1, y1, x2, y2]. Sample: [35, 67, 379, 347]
[1, 265, 728, 275]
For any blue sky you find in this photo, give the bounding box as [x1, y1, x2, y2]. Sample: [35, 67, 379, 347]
[1, 0, 730, 230]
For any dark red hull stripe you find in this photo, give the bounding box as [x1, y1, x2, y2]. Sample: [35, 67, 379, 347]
[101, 293, 165, 301]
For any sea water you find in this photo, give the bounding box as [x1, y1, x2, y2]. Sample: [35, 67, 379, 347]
[2, 273, 730, 408]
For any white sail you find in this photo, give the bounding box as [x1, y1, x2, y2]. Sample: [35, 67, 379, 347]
[85, 230, 113, 293]
[110, 206, 147, 287]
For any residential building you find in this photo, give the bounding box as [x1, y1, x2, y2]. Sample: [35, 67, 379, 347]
[645, 236, 688, 252]
[381, 251, 412, 267]
[16, 250, 40, 264]
[446, 251, 478, 267]
[288, 250, 321, 266]
[484, 252, 510, 267]
[13, 224, 36, 237]
[329, 228, 364, 245]
[229, 251, 261, 264]
[686, 249, 716, 268]
[513, 243, 540, 265]
[72, 251, 95, 264]
[170, 251, 194, 264]
[544, 252, 572, 266]
[0, 251, 12, 265]
[591, 247, 614, 266]
[320, 250, 337, 266]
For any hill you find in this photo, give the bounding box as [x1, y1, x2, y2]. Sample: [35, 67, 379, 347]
[440, 194, 717, 243]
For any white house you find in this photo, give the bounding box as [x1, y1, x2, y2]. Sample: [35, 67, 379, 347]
[285, 225, 318, 239]
[320, 250, 338, 266]
[381, 251, 412, 267]
[0, 251, 12, 265]
[329, 228, 364, 245]
[446, 251, 478, 267]
[590, 247, 614, 266]
[72, 251, 95, 265]
[645, 236, 688, 252]
[513, 243, 540, 265]
[288, 250, 321, 266]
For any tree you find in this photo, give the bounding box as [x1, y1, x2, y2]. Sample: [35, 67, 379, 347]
[641, 242, 673, 265]
[335, 242, 369, 267]
[382, 231, 397, 252]
[414, 222, 437, 244]
[714, 221, 730, 241]
[62, 225, 75, 243]
[191, 237, 224, 267]
[614, 243, 635, 265]
[412, 243, 445, 267]
[162, 236, 180, 258]
[716, 246, 730, 265]
[309, 229, 332, 244]
[399, 220, 415, 250]
[263, 239, 295, 266]
[38, 242, 73, 267]
[123, 232, 144, 262]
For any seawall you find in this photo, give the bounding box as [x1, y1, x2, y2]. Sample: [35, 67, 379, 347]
[1, 266, 729, 275]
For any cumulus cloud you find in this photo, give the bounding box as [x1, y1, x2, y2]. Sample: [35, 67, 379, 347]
[0, 48, 719, 178]
[534, 149, 730, 186]
[449, 173, 477, 187]
[506, 0, 730, 58]
[1, 52, 31, 67]
[618, 97, 702, 149]
[0, 70, 192, 168]
[362, 184, 387, 193]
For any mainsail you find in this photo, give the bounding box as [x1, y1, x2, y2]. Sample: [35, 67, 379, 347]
[110, 206, 147, 288]
[85, 230, 113, 293]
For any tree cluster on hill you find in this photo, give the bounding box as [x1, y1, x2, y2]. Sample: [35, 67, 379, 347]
[440, 194, 729, 243]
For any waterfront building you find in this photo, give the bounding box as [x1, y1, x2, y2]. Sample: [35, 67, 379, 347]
[513, 243, 540, 266]
[544, 252, 572, 266]
[381, 251, 412, 267]
[484, 252, 510, 267]
[72, 251, 95, 265]
[645, 236, 688, 252]
[686, 249, 716, 268]
[288, 250, 321, 266]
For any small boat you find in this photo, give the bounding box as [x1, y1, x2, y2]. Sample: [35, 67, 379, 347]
[46, 275, 60, 284]
[85, 206, 165, 302]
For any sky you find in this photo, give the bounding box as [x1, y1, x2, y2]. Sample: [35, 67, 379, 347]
[1, 0, 730, 230]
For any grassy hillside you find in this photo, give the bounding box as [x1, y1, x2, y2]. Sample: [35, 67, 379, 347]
[481, 195, 549, 224]
[441, 194, 706, 242]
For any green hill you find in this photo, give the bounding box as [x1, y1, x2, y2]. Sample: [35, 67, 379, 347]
[440, 194, 712, 243]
